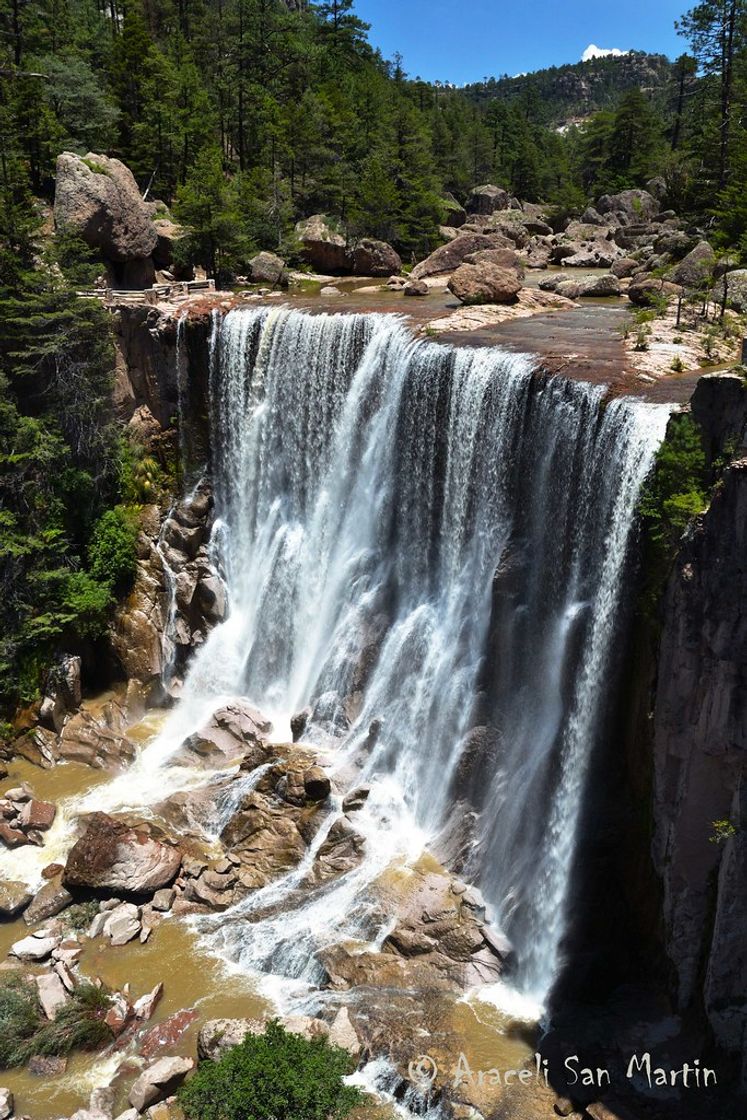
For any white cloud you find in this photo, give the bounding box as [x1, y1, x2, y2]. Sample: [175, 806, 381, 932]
[581, 44, 629, 62]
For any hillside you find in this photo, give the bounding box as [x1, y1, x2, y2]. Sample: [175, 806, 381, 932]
[463, 50, 674, 127]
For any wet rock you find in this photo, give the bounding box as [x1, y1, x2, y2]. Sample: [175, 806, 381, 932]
[0, 823, 29, 849]
[197, 1017, 264, 1061]
[411, 233, 518, 280]
[0, 1089, 13, 1120]
[0, 881, 32, 917]
[128, 1056, 195, 1111]
[139, 1008, 199, 1058]
[290, 708, 311, 741]
[28, 1054, 67, 1076]
[195, 575, 226, 624]
[59, 704, 135, 771]
[185, 702, 272, 767]
[35, 972, 69, 1020]
[18, 799, 56, 831]
[304, 767, 331, 801]
[23, 880, 73, 925]
[63, 813, 181, 894]
[104, 903, 142, 946]
[10, 933, 59, 961]
[448, 262, 522, 305]
[151, 888, 175, 912]
[134, 982, 163, 1021]
[90, 1087, 116, 1118]
[342, 786, 370, 813]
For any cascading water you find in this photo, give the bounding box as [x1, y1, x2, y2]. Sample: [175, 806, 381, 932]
[0, 306, 668, 1019]
[191, 307, 669, 1003]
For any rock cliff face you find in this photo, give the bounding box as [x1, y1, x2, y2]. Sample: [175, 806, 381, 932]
[651, 454, 747, 1082]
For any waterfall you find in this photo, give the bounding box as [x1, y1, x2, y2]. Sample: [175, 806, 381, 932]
[0, 306, 668, 1015]
[190, 307, 668, 1001]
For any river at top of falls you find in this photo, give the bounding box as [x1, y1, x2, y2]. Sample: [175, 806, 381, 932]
[0, 307, 670, 1016]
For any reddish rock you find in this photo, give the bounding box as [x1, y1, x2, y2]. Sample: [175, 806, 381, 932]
[448, 262, 522, 305]
[19, 799, 56, 831]
[139, 1008, 199, 1058]
[0, 822, 28, 848]
[63, 813, 181, 894]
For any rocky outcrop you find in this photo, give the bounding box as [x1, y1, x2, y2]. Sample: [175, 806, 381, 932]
[54, 152, 158, 288]
[183, 702, 272, 767]
[651, 455, 747, 1082]
[597, 189, 660, 223]
[690, 373, 747, 468]
[63, 813, 181, 893]
[670, 240, 715, 289]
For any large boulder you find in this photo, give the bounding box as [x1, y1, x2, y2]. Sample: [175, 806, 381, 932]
[184, 702, 272, 767]
[670, 240, 716, 289]
[54, 152, 158, 267]
[467, 184, 510, 215]
[295, 214, 348, 273]
[128, 1057, 195, 1111]
[411, 233, 517, 280]
[348, 238, 401, 277]
[247, 251, 288, 287]
[596, 189, 659, 223]
[63, 813, 181, 894]
[440, 192, 467, 228]
[628, 278, 682, 307]
[447, 261, 522, 306]
[712, 268, 747, 312]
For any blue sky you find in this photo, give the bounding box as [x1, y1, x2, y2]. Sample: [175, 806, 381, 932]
[354, 0, 686, 85]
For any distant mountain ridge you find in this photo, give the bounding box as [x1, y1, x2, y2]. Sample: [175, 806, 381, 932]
[462, 51, 674, 127]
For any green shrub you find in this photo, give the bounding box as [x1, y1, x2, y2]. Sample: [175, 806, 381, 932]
[178, 1020, 362, 1120]
[88, 506, 138, 594]
[64, 899, 100, 930]
[0, 978, 112, 1068]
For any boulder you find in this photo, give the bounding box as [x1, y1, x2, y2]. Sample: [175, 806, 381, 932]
[54, 151, 157, 266]
[596, 189, 659, 223]
[247, 251, 288, 287]
[403, 279, 428, 296]
[304, 767, 331, 802]
[467, 184, 510, 215]
[103, 902, 141, 946]
[0, 822, 28, 849]
[348, 238, 401, 277]
[411, 233, 517, 280]
[128, 1057, 195, 1112]
[611, 257, 639, 279]
[197, 1017, 264, 1061]
[628, 278, 681, 307]
[0, 1089, 13, 1120]
[654, 230, 696, 260]
[711, 268, 747, 312]
[63, 813, 181, 894]
[462, 247, 522, 273]
[577, 273, 621, 297]
[448, 262, 522, 306]
[441, 192, 467, 228]
[327, 1007, 361, 1056]
[295, 214, 348, 273]
[184, 702, 271, 766]
[23, 880, 73, 925]
[19, 799, 56, 831]
[671, 240, 715, 289]
[35, 972, 69, 1020]
[151, 888, 176, 912]
[562, 242, 620, 269]
[10, 933, 59, 961]
[152, 218, 183, 269]
[0, 881, 32, 917]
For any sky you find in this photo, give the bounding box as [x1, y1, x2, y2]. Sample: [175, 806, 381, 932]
[353, 0, 687, 85]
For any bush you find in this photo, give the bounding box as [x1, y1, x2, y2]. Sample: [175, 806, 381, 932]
[0, 978, 112, 1068]
[64, 899, 100, 930]
[178, 1020, 362, 1120]
[88, 506, 138, 594]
